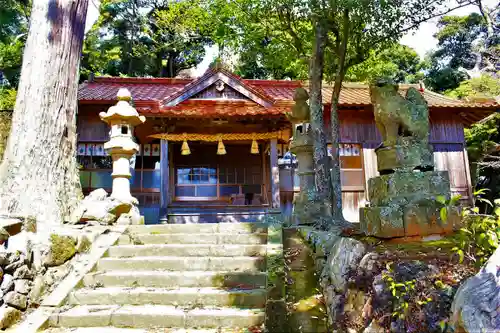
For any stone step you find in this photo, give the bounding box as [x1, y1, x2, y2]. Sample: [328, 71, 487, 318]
[83, 271, 267, 289]
[97, 256, 266, 272]
[127, 223, 267, 235]
[69, 287, 266, 308]
[50, 305, 265, 329]
[44, 328, 246, 333]
[118, 233, 268, 245]
[107, 244, 268, 257]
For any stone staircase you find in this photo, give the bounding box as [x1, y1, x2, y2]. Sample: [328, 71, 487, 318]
[47, 223, 269, 332]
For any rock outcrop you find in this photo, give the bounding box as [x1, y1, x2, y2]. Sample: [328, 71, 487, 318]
[451, 246, 500, 332]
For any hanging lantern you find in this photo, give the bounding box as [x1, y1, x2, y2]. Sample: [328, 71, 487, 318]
[181, 134, 190, 155]
[217, 136, 226, 155]
[251, 135, 259, 154]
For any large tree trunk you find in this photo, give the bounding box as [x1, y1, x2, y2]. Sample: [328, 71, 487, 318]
[309, 13, 332, 204]
[329, 10, 351, 228]
[0, 0, 87, 225]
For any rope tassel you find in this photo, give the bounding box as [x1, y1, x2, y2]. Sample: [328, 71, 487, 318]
[181, 133, 191, 155]
[217, 136, 226, 155]
[251, 137, 259, 154]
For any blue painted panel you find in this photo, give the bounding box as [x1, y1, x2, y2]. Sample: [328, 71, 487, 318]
[140, 206, 160, 225]
[143, 170, 161, 189]
[90, 171, 113, 188]
[79, 171, 91, 188]
[131, 169, 142, 189]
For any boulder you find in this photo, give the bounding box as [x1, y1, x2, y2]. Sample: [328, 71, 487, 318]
[0, 306, 21, 329]
[4, 291, 27, 310]
[322, 237, 366, 292]
[69, 189, 134, 225]
[116, 213, 133, 225]
[14, 279, 31, 295]
[43, 234, 76, 267]
[4, 259, 23, 274]
[75, 234, 91, 253]
[6, 231, 33, 261]
[28, 276, 44, 306]
[86, 188, 108, 201]
[13, 265, 34, 280]
[0, 253, 8, 266]
[451, 246, 500, 332]
[0, 274, 14, 292]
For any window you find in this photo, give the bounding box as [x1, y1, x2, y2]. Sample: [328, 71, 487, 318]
[328, 143, 365, 191]
[78, 140, 161, 192]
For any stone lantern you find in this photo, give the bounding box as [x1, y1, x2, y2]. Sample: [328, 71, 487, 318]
[287, 88, 331, 226]
[289, 123, 315, 201]
[99, 88, 146, 204]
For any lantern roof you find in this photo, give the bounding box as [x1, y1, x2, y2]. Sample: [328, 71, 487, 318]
[99, 88, 146, 126]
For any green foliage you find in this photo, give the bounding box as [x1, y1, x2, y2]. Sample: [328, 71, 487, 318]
[214, 0, 454, 81]
[464, 113, 500, 163]
[425, 9, 499, 92]
[81, 0, 214, 79]
[0, 0, 29, 88]
[452, 199, 500, 268]
[437, 194, 462, 224]
[0, 88, 16, 109]
[382, 263, 417, 320]
[447, 74, 500, 101]
[346, 44, 425, 83]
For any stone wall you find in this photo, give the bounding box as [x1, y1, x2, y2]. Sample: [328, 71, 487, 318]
[0, 111, 12, 162]
[297, 228, 477, 333]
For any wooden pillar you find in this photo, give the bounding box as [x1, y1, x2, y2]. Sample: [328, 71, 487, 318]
[270, 138, 281, 209]
[159, 139, 169, 223]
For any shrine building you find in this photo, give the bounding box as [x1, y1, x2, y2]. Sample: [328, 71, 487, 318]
[76, 67, 498, 224]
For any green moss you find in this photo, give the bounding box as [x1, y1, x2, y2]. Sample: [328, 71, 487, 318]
[48, 234, 77, 266]
[364, 236, 459, 260]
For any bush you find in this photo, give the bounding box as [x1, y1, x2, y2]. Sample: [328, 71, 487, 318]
[453, 201, 500, 268]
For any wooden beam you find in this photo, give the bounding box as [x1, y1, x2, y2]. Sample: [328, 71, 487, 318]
[270, 138, 281, 209]
[159, 139, 169, 224]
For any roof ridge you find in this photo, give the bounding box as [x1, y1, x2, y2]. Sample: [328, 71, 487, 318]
[161, 67, 275, 107]
[89, 77, 193, 85]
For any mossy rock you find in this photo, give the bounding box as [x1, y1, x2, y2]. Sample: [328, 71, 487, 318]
[44, 234, 77, 267]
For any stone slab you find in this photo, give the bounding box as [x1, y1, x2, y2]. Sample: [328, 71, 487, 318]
[51, 305, 118, 327]
[403, 204, 456, 236]
[107, 244, 268, 258]
[360, 206, 405, 238]
[69, 287, 266, 308]
[376, 139, 433, 173]
[185, 308, 265, 328]
[50, 305, 265, 329]
[129, 222, 268, 235]
[118, 233, 268, 245]
[110, 305, 185, 328]
[83, 271, 267, 289]
[368, 171, 450, 207]
[97, 256, 266, 272]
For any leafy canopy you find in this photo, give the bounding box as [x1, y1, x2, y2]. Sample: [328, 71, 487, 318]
[81, 0, 214, 79]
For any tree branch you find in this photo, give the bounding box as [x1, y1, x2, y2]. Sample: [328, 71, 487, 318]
[397, 0, 477, 35]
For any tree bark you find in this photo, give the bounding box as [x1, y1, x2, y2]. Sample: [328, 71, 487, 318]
[0, 0, 87, 225]
[309, 12, 332, 204]
[330, 9, 350, 226]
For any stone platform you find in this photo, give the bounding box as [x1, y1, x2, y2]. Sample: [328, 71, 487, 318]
[360, 170, 459, 238]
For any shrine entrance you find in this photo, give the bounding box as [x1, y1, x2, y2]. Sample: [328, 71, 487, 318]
[172, 142, 265, 205]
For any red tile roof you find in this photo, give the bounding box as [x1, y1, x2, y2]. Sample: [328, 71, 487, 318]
[78, 70, 498, 122]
